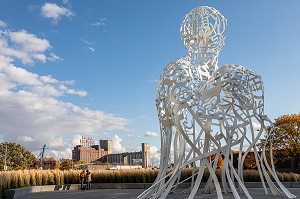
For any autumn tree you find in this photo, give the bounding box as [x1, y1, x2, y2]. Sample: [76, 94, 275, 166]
[60, 159, 73, 170]
[262, 113, 300, 171]
[243, 154, 257, 169]
[0, 142, 36, 170]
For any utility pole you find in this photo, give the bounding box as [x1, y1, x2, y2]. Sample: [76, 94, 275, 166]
[4, 144, 7, 171]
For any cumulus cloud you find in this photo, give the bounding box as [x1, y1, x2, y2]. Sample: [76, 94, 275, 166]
[252, 122, 261, 130]
[41, 3, 74, 23]
[144, 131, 159, 137]
[0, 28, 61, 65]
[0, 20, 7, 27]
[112, 135, 126, 153]
[0, 26, 130, 159]
[150, 145, 161, 167]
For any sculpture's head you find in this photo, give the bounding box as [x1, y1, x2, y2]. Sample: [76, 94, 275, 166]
[180, 6, 227, 54]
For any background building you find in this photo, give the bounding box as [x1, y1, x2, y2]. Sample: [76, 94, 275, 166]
[100, 139, 112, 154]
[72, 136, 151, 168]
[142, 143, 150, 168]
[100, 143, 150, 168]
[72, 136, 109, 163]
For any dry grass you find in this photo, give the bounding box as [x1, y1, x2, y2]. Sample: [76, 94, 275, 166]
[0, 169, 299, 198]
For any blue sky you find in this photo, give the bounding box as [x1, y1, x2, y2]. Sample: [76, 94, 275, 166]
[1, 0, 300, 163]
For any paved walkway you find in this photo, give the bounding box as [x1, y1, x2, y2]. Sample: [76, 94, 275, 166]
[20, 188, 300, 199]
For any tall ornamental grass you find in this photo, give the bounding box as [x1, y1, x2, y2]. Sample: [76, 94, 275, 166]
[0, 169, 300, 198]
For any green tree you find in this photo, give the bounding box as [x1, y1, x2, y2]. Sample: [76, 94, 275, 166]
[0, 142, 36, 170]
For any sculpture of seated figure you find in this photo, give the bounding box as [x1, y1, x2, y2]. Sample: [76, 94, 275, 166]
[138, 6, 296, 199]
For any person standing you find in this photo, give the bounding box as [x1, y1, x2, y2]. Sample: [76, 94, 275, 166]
[79, 170, 85, 190]
[86, 170, 92, 190]
[79, 170, 86, 190]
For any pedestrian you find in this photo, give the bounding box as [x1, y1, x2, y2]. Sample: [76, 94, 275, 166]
[80, 170, 86, 190]
[86, 170, 92, 190]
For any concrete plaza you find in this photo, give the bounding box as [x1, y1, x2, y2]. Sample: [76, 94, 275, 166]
[20, 188, 300, 199]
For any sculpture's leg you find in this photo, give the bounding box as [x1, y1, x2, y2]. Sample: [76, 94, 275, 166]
[174, 115, 225, 199]
[221, 130, 230, 194]
[158, 132, 186, 199]
[261, 117, 297, 198]
[228, 160, 253, 199]
[203, 151, 221, 194]
[137, 122, 173, 199]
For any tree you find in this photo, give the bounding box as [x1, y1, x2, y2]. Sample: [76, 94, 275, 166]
[262, 113, 300, 171]
[60, 159, 73, 170]
[0, 142, 36, 170]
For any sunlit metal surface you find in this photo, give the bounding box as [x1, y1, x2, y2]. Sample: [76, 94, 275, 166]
[138, 6, 296, 199]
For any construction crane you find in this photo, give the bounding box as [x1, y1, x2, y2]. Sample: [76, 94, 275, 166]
[37, 145, 48, 169]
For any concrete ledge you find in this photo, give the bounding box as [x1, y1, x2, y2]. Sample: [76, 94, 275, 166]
[7, 184, 80, 199]
[100, 183, 123, 189]
[292, 182, 300, 188]
[7, 182, 300, 198]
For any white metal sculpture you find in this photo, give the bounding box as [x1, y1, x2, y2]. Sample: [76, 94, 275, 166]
[138, 6, 296, 199]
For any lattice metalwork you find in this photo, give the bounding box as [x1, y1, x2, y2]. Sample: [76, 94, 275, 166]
[138, 6, 296, 199]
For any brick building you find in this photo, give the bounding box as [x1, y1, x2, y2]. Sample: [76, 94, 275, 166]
[72, 136, 108, 163]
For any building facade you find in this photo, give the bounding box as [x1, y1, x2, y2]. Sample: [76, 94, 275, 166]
[142, 143, 151, 168]
[72, 137, 151, 168]
[100, 143, 151, 168]
[100, 139, 112, 154]
[72, 136, 109, 163]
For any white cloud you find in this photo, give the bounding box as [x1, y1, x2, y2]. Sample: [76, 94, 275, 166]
[0, 26, 130, 159]
[87, 47, 95, 52]
[148, 79, 158, 83]
[48, 53, 62, 61]
[150, 145, 160, 167]
[112, 135, 126, 153]
[72, 135, 82, 146]
[82, 40, 96, 46]
[90, 18, 106, 27]
[127, 134, 141, 138]
[17, 136, 35, 142]
[0, 29, 60, 65]
[252, 122, 261, 130]
[0, 20, 7, 27]
[41, 3, 74, 24]
[144, 131, 159, 137]
[81, 39, 96, 53]
[9, 30, 50, 52]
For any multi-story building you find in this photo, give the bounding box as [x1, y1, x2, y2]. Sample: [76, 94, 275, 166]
[72, 136, 108, 163]
[34, 158, 56, 169]
[72, 136, 151, 168]
[100, 139, 112, 154]
[142, 143, 151, 168]
[100, 143, 151, 168]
